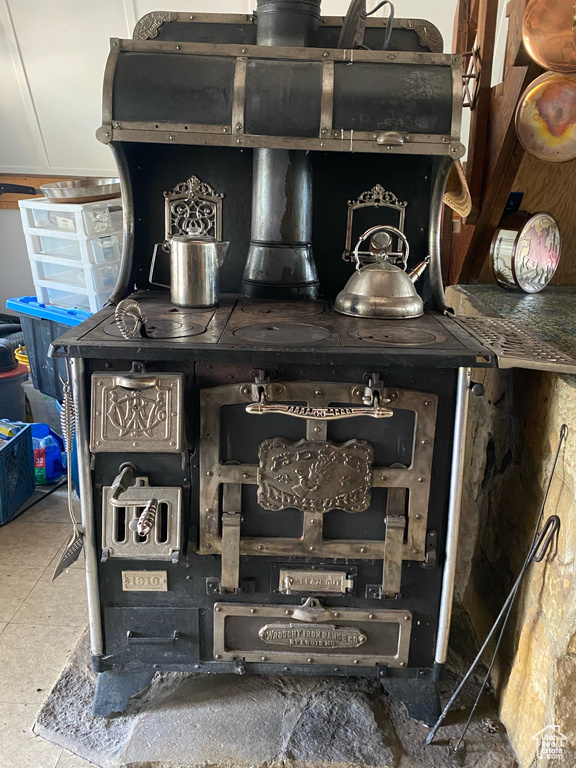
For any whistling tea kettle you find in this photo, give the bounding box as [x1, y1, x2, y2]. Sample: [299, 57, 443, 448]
[335, 225, 430, 319]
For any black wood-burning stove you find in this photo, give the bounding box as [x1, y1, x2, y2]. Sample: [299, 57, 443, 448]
[52, 1, 576, 723]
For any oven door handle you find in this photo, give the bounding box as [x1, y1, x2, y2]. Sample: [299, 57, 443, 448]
[245, 403, 393, 419]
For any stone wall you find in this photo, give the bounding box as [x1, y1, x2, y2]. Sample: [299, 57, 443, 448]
[447, 287, 576, 768]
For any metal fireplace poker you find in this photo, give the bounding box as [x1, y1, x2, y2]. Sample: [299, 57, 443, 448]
[50, 0, 576, 725]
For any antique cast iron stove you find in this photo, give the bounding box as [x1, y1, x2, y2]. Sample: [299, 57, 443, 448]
[52, 1, 576, 722]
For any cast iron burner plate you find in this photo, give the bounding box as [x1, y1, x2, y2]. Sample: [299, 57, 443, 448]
[348, 327, 446, 346]
[241, 302, 326, 316]
[104, 317, 207, 339]
[232, 323, 331, 344]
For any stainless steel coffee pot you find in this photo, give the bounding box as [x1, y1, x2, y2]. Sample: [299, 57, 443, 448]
[150, 236, 229, 308]
[335, 225, 429, 319]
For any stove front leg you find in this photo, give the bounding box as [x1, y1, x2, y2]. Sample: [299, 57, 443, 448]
[92, 669, 155, 718]
[379, 674, 442, 727]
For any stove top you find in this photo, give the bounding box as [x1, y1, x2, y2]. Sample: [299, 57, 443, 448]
[52, 292, 493, 368]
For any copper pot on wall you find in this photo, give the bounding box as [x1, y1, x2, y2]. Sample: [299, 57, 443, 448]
[522, 0, 576, 73]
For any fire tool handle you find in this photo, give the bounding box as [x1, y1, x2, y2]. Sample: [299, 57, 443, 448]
[531, 515, 560, 562]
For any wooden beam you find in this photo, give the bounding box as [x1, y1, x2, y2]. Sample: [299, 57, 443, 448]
[464, 0, 500, 221]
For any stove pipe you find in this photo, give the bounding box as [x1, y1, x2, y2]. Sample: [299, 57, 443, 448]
[241, 0, 320, 300]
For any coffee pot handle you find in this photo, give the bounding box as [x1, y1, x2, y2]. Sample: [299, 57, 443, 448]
[148, 242, 171, 288]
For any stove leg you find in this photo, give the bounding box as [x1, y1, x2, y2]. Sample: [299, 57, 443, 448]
[92, 669, 155, 718]
[380, 677, 441, 726]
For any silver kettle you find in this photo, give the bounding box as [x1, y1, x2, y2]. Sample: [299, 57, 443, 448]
[335, 225, 429, 319]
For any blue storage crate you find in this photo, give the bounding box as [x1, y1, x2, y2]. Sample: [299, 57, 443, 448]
[0, 424, 34, 525]
[6, 296, 91, 401]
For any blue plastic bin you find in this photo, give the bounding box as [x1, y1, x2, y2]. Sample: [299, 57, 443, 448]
[6, 296, 91, 401]
[0, 424, 35, 525]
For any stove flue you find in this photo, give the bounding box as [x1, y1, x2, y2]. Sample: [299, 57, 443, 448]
[242, 0, 320, 299]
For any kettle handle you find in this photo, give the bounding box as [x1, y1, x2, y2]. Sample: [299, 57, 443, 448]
[353, 225, 410, 271]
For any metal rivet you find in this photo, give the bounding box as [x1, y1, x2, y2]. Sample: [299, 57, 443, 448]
[388, 54, 395, 60]
[285, 610, 292, 615]
[112, 41, 118, 47]
[310, 518, 318, 525]
[430, 531, 436, 537]
[387, 145, 393, 150]
[250, 608, 257, 614]
[215, 654, 221, 659]
[113, 121, 120, 129]
[360, 547, 367, 553]
[308, 657, 314, 662]
[353, 659, 360, 664]
[206, 544, 212, 549]
[133, 441, 139, 447]
[320, 142, 325, 147]
[443, 137, 449, 143]
[261, 656, 266, 661]
[175, 45, 181, 50]
[309, 546, 316, 552]
[415, 514, 422, 520]
[404, 615, 410, 621]
[168, 135, 176, 140]
[215, 606, 222, 612]
[243, 472, 249, 479]
[418, 477, 425, 483]
[451, 147, 458, 153]
[194, 664, 200, 669]
[206, 433, 212, 439]
[321, 128, 328, 135]
[171, 411, 177, 417]
[381, 475, 387, 481]
[170, 441, 176, 446]
[258, 545, 264, 550]
[186, 575, 192, 580]
[369, 613, 375, 619]
[236, 138, 242, 144]
[105, 132, 111, 138]
[421, 439, 429, 445]
[404, 135, 410, 141]
[424, 400, 431, 406]
[283, 667, 289, 671]
[236, 122, 242, 130]
[314, 426, 321, 433]
[205, 393, 212, 399]
[413, 549, 419, 555]
[206, 471, 213, 477]
[241, 48, 247, 53]
[314, 390, 322, 396]
[400, 661, 406, 666]
[154, 664, 159, 668]
[323, 51, 329, 57]
[97, 440, 102, 445]
[223, 127, 230, 133]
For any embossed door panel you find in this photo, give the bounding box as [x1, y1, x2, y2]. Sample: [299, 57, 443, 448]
[90, 372, 184, 452]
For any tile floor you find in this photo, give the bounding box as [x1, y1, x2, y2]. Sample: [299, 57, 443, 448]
[0, 486, 95, 768]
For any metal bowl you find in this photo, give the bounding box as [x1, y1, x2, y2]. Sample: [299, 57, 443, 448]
[39, 178, 120, 203]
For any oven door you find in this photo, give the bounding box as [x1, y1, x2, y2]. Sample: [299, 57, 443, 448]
[198, 379, 437, 599]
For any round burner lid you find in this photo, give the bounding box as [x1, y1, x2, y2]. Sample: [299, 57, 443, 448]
[242, 302, 325, 316]
[349, 327, 445, 346]
[104, 318, 206, 339]
[232, 323, 331, 344]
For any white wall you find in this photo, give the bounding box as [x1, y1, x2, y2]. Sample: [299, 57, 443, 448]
[0, 0, 464, 314]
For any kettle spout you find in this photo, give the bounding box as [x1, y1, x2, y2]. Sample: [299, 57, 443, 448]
[215, 241, 230, 268]
[408, 256, 430, 284]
